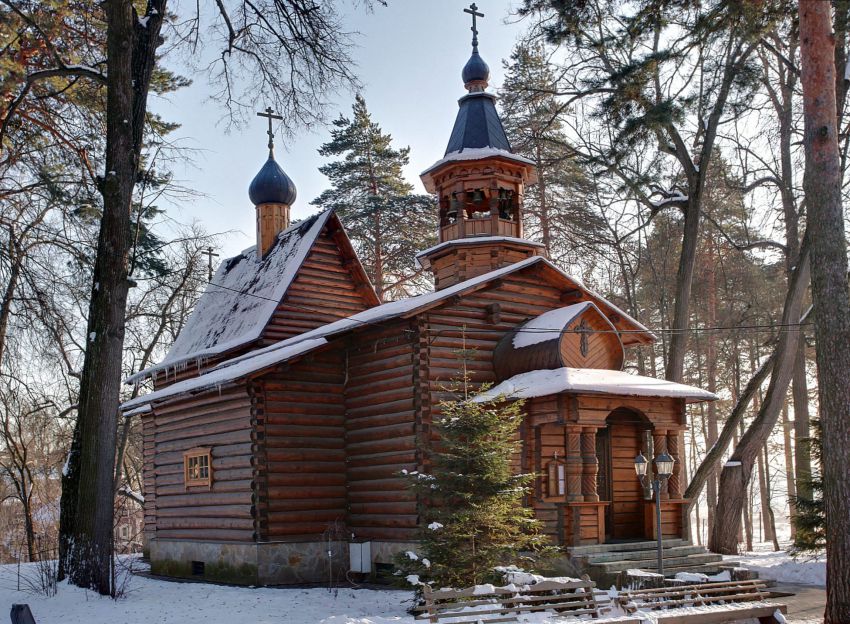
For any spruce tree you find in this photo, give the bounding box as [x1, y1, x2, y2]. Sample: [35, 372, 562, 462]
[313, 95, 435, 301]
[499, 43, 600, 273]
[792, 418, 824, 554]
[396, 387, 549, 591]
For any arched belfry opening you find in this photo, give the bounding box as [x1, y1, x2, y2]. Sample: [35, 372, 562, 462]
[598, 407, 653, 542]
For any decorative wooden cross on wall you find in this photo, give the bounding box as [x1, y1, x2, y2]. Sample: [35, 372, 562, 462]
[464, 3, 484, 49]
[257, 107, 283, 155]
[577, 318, 591, 357]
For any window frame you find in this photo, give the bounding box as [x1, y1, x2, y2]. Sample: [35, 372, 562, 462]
[183, 447, 213, 489]
[546, 460, 567, 499]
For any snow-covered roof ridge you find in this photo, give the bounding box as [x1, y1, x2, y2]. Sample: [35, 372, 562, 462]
[473, 367, 718, 403]
[415, 236, 544, 269]
[511, 301, 594, 349]
[127, 210, 333, 384]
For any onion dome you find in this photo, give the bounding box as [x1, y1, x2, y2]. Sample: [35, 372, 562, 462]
[462, 50, 490, 87]
[248, 156, 297, 206]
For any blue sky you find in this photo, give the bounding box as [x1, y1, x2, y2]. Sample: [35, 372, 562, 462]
[150, 0, 527, 258]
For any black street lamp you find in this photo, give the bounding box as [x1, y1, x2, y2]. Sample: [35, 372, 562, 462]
[635, 451, 675, 577]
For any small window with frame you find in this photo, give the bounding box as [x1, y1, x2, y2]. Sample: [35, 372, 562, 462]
[184, 447, 212, 489]
[546, 460, 566, 498]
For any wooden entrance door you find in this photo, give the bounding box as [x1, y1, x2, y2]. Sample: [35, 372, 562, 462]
[607, 419, 645, 540]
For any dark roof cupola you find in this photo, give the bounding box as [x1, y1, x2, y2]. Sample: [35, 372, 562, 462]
[252, 108, 296, 259]
[249, 157, 297, 206]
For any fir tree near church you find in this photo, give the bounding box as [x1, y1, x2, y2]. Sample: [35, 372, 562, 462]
[313, 95, 434, 301]
[395, 387, 549, 590]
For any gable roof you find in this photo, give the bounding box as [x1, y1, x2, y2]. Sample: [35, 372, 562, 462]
[122, 256, 654, 411]
[129, 209, 374, 384]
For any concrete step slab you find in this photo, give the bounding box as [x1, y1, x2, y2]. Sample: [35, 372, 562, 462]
[567, 538, 690, 556]
[591, 552, 724, 573]
[583, 545, 709, 563]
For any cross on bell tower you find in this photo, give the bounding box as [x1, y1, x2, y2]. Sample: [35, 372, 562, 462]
[464, 3, 484, 51]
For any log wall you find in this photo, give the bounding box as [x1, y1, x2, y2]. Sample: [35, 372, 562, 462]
[262, 227, 377, 345]
[344, 323, 419, 541]
[257, 349, 348, 540]
[148, 386, 255, 541]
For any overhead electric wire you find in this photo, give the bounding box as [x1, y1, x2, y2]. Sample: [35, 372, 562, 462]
[199, 279, 811, 336]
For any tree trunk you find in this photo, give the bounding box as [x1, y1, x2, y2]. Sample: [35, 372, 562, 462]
[763, 443, 781, 551]
[792, 343, 813, 501]
[535, 143, 551, 256]
[665, 196, 700, 383]
[756, 444, 773, 543]
[781, 402, 797, 540]
[58, 0, 165, 595]
[800, 4, 850, 621]
[708, 232, 810, 554]
[684, 351, 776, 510]
[705, 238, 719, 529]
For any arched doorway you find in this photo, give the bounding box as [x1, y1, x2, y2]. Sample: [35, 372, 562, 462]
[597, 407, 652, 542]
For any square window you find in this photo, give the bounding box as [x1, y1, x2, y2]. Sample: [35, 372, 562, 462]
[183, 448, 212, 489]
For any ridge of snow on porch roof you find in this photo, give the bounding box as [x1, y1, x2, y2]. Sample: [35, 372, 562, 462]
[121, 256, 657, 410]
[473, 367, 718, 403]
[128, 210, 332, 383]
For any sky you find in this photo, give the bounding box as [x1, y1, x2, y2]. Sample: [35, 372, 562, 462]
[150, 0, 528, 259]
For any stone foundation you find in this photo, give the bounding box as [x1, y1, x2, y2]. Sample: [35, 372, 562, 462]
[149, 538, 418, 585]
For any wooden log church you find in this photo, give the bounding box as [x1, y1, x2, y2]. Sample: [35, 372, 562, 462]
[123, 8, 716, 585]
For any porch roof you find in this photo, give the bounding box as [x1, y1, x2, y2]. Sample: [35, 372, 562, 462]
[473, 367, 718, 404]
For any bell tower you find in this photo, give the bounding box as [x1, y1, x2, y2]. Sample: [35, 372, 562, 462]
[418, 3, 544, 290]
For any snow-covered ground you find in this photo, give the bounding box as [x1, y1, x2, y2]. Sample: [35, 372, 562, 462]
[0, 559, 415, 624]
[0, 551, 825, 623]
[723, 547, 826, 587]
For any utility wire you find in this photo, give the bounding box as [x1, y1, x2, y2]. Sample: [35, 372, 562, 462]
[199, 279, 811, 336]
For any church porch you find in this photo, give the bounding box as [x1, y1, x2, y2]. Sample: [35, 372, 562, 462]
[521, 392, 692, 549]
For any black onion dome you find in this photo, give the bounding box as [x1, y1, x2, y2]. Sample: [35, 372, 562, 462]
[462, 50, 490, 85]
[248, 156, 297, 206]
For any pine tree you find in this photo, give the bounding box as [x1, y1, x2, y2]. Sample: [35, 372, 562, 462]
[499, 43, 600, 273]
[395, 385, 550, 591]
[313, 95, 435, 301]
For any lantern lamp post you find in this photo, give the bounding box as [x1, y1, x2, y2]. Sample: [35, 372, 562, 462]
[635, 451, 675, 577]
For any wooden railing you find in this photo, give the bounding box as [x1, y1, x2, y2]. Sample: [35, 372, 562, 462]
[440, 218, 518, 242]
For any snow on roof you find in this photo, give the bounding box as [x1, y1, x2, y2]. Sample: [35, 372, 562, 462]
[473, 367, 718, 403]
[128, 211, 332, 384]
[122, 257, 543, 409]
[121, 337, 329, 411]
[123, 256, 659, 410]
[415, 236, 544, 269]
[420, 147, 536, 192]
[511, 302, 593, 349]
